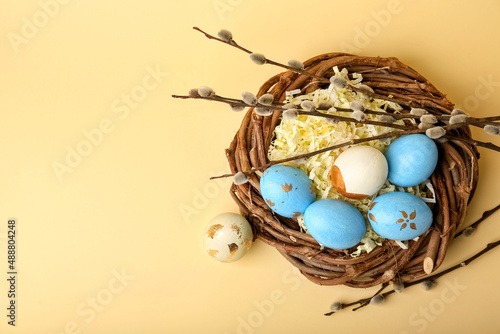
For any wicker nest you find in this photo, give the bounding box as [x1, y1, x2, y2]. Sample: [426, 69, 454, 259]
[226, 53, 480, 288]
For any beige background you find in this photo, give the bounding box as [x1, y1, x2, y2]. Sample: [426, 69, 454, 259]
[1, 0, 500, 333]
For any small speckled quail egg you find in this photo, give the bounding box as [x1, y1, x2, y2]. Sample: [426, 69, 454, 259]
[203, 212, 254, 263]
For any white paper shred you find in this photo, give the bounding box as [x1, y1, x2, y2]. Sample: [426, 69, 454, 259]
[421, 180, 437, 203]
[286, 89, 301, 97]
[268, 67, 411, 257]
[395, 240, 409, 249]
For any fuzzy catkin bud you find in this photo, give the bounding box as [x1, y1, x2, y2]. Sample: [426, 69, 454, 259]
[258, 93, 274, 105]
[198, 86, 214, 97]
[241, 92, 257, 106]
[357, 84, 374, 94]
[254, 107, 273, 116]
[451, 108, 467, 116]
[350, 101, 365, 112]
[330, 76, 347, 89]
[352, 110, 366, 122]
[250, 53, 267, 65]
[437, 137, 449, 144]
[484, 124, 500, 136]
[233, 174, 248, 185]
[379, 115, 395, 123]
[330, 302, 343, 312]
[327, 117, 339, 125]
[421, 280, 436, 291]
[426, 126, 446, 139]
[283, 103, 295, 110]
[462, 226, 475, 237]
[233, 172, 248, 185]
[283, 109, 299, 120]
[449, 114, 468, 124]
[393, 282, 405, 293]
[188, 88, 200, 98]
[300, 100, 315, 111]
[411, 108, 428, 117]
[318, 101, 333, 110]
[418, 122, 433, 130]
[217, 29, 233, 42]
[370, 295, 385, 305]
[420, 114, 438, 124]
[230, 105, 245, 112]
[288, 59, 304, 70]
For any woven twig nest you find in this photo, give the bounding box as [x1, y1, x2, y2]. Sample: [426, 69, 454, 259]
[226, 53, 479, 288]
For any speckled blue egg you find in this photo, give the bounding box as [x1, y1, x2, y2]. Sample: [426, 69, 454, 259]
[260, 165, 316, 218]
[367, 192, 432, 241]
[304, 199, 366, 250]
[385, 134, 438, 187]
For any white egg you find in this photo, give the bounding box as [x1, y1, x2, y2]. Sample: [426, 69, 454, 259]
[202, 213, 254, 263]
[331, 145, 388, 199]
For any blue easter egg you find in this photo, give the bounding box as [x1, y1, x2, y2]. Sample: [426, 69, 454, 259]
[303, 199, 366, 249]
[260, 165, 316, 218]
[367, 192, 432, 241]
[385, 134, 438, 187]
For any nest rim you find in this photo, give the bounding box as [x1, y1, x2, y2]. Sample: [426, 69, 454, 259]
[226, 53, 480, 288]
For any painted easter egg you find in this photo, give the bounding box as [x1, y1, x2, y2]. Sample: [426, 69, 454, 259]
[384, 134, 438, 187]
[304, 199, 366, 249]
[367, 192, 433, 241]
[203, 213, 254, 263]
[260, 165, 316, 218]
[331, 145, 388, 199]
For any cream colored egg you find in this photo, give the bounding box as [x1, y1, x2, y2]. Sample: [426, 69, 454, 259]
[331, 145, 388, 199]
[203, 213, 254, 262]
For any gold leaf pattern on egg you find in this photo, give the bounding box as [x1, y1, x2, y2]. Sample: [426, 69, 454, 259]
[396, 210, 417, 231]
[227, 243, 239, 259]
[310, 183, 316, 195]
[208, 249, 219, 258]
[266, 199, 275, 207]
[369, 202, 378, 210]
[292, 212, 301, 218]
[369, 213, 377, 223]
[231, 223, 242, 238]
[206, 224, 223, 239]
[281, 183, 293, 193]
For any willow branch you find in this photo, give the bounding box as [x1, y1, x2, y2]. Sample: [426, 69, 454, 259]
[454, 203, 500, 238]
[171, 93, 413, 131]
[325, 203, 500, 316]
[193, 27, 330, 84]
[445, 135, 500, 153]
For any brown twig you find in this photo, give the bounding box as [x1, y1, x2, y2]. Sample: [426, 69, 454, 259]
[326, 240, 500, 315]
[193, 26, 330, 84]
[444, 135, 500, 153]
[454, 202, 500, 238]
[171, 93, 414, 131]
[325, 203, 500, 315]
